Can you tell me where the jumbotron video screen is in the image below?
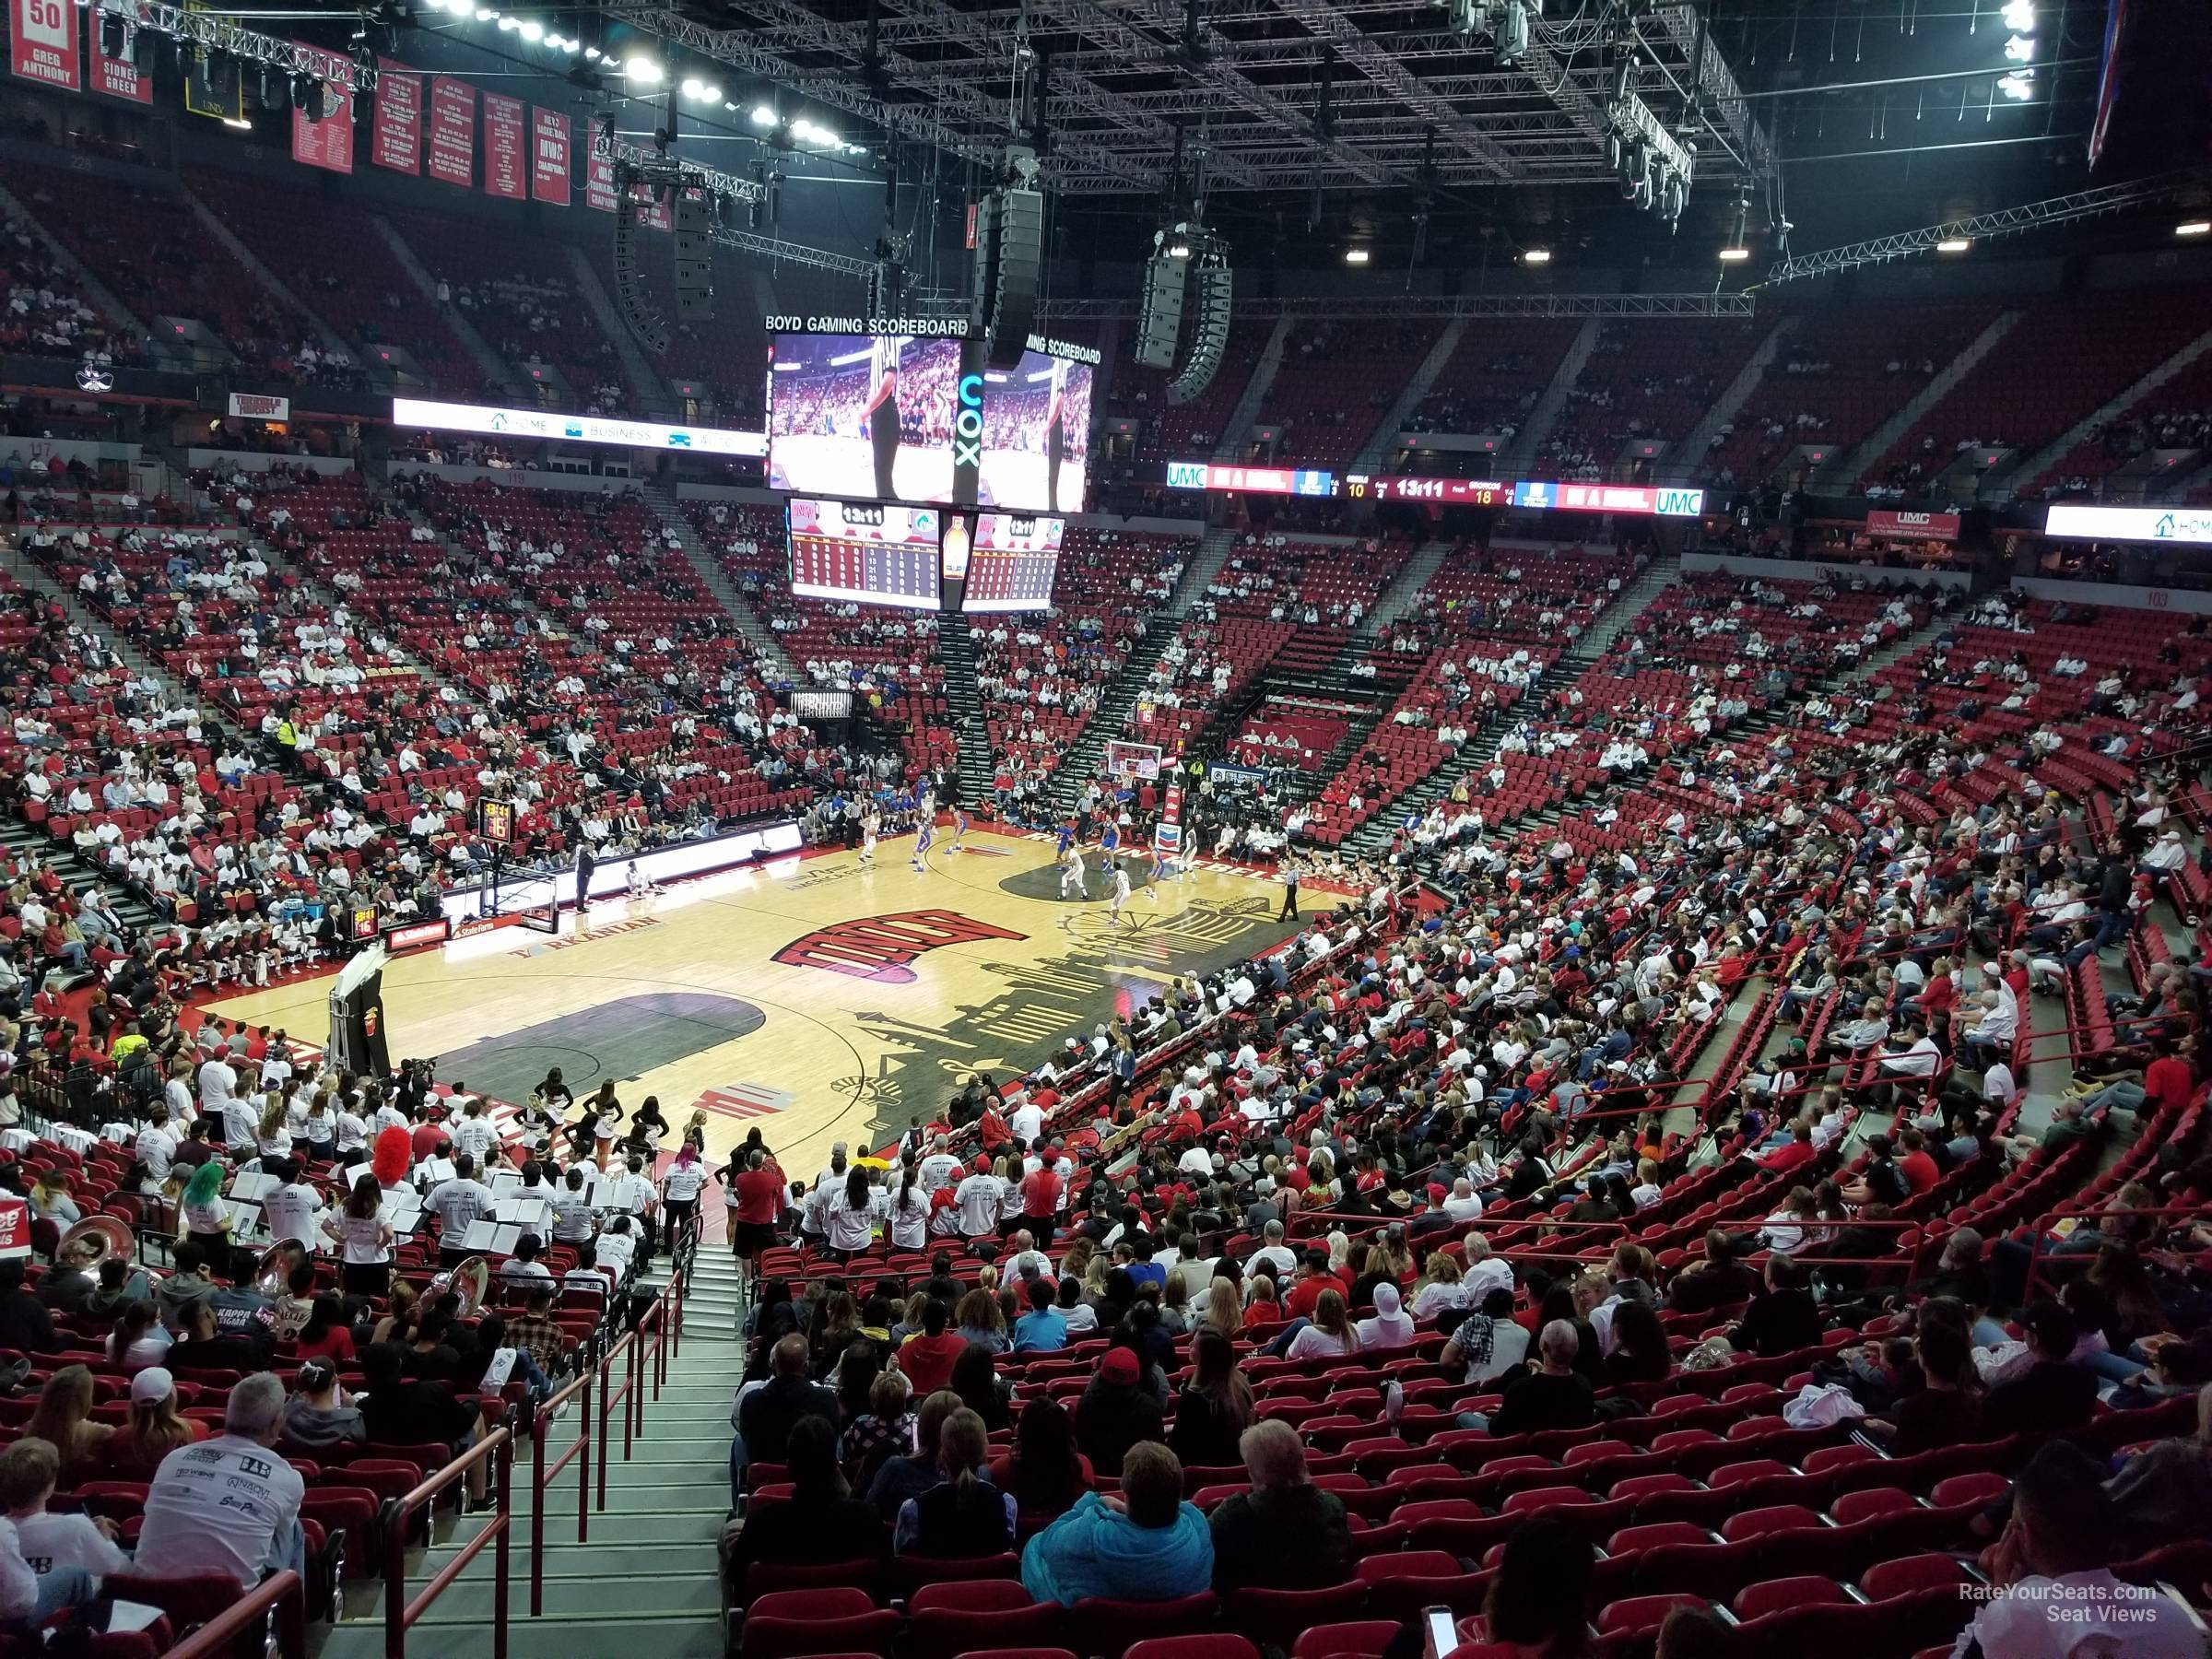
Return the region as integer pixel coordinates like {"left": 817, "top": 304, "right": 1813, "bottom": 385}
{"left": 767, "top": 333, "right": 963, "bottom": 503}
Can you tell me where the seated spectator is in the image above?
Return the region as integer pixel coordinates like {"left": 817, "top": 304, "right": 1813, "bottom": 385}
{"left": 1168, "top": 1329, "right": 1254, "bottom": 1469}
{"left": 0, "top": 1438, "right": 131, "bottom": 1598}
{"left": 1477, "top": 1319, "right": 1595, "bottom": 1437}
{"left": 280, "top": 1359, "right": 366, "bottom": 1452}
{"left": 1983, "top": 1300, "right": 2099, "bottom": 1436}
{"left": 166, "top": 1297, "right": 273, "bottom": 1373}
{"left": 1604, "top": 1299, "right": 1674, "bottom": 1385}
{"left": 1355, "top": 1282, "right": 1416, "bottom": 1351}
{"left": 1665, "top": 1229, "right": 1757, "bottom": 1314}
{"left": 1865, "top": 1318, "right": 1981, "bottom": 1456}
{"left": 1441, "top": 1287, "right": 1532, "bottom": 1384}
{"left": 1011, "top": 1277, "right": 1068, "bottom": 1352}
{"left": 103, "top": 1368, "right": 203, "bottom": 1477}
{"left": 105, "top": 1300, "right": 171, "bottom": 1373}
{"left": 1954, "top": 1441, "right": 2202, "bottom": 1658}
{"left": 865, "top": 1389, "right": 963, "bottom": 1521}
{"left": 0, "top": 1260, "right": 56, "bottom": 1353}
{"left": 293, "top": 1295, "right": 357, "bottom": 1365}
{"left": 1075, "top": 1345, "right": 1164, "bottom": 1475}
{"left": 2104, "top": 1382, "right": 2212, "bottom": 1555}
{"left": 738, "top": 1335, "right": 840, "bottom": 1472}
{"left": 356, "top": 1342, "right": 492, "bottom": 1502}
{"left": 1459, "top": 1517, "right": 1594, "bottom": 1655}
{"left": 992, "top": 1398, "right": 1091, "bottom": 1524}
{"left": 1021, "top": 1440, "right": 1212, "bottom": 1606}
{"left": 1729, "top": 1253, "right": 1824, "bottom": 1358}
{"left": 724, "top": 1415, "right": 885, "bottom": 1578}
{"left": 893, "top": 1299, "right": 967, "bottom": 1396}
{"left": 1207, "top": 1418, "right": 1352, "bottom": 1594}
{"left": 135, "top": 1374, "right": 305, "bottom": 1587}
{"left": 893, "top": 1406, "right": 1014, "bottom": 1559}
{"left": 840, "top": 1370, "right": 914, "bottom": 1492}
{"left": 21, "top": 1368, "right": 110, "bottom": 1487}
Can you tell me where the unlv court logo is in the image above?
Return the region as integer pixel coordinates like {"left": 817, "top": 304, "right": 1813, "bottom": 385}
{"left": 774, "top": 909, "right": 1026, "bottom": 983}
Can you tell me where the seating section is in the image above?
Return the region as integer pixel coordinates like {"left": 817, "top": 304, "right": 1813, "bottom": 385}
{"left": 1535, "top": 318, "right": 1767, "bottom": 479}
{"left": 1258, "top": 322, "right": 1441, "bottom": 466}
{"left": 1704, "top": 300, "right": 2002, "bottom": 488}
{"left": 1861, "top": 291, "right": 2212, "bottom": 489}
{"left": 1405, "top": 319, "right": 1582, "bottom": 438}
{"left": 1105, "top": 322, "right": 1271, "bottom": 464}
{"left": 2031, "top": 347, "right": 2212, "bottom": 497}
{"left": 182, "top": 168, "right": 488, "bottom": 395}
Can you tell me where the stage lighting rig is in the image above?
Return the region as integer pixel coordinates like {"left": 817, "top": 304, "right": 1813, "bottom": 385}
{"left": 1605, "top": 60, "right": 1694, "bottom": 229}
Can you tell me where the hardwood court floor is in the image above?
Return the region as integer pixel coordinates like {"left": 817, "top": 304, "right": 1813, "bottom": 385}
{"left": 207, "top": 830, "right": 1304, "bottom": 1180}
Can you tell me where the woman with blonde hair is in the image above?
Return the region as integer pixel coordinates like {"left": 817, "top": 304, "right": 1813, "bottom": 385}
{"left": 955, "top": 1287, "right": 1010, "bottom": 1354}
{"left": 1411, "top": 1252, "right": 1467, "bottom": 1320}
{"left": 255, "top": 1094, "right": 293, "bottom": 1160}
{"left": 1283, "top": 1289, "right": 1359, "bottom": 1362}
{"left": 23, "top": 1366, "right": 112, "bottom": 1482}
{"left": 1058, "top": 1236, "right": 1095, "bottom": 1285}
{"left": 1324, "top": 1228, "right": 1352, "bottom": 1274}
{"left": 1203, "top": 1276, "right": 1243, "bottom": 1339}
{"left": 104, "top": 1367, "right": 203, "bottom": 1475}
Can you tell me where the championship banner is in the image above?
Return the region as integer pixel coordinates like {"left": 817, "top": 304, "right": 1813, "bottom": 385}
{"left": 371, "top": 58, "right": 421, "bottom": 173}
{"left": 427, "top": 76, "right": 475, "bottom": 187}
{"left": 10, "top": 0, "right": 78, "bottom": 90}
{"left": 1154, "top": 783, "right": 1183, "bottom": 858}
{"left": 483, "top": 92, "right": 526, "bottom": 200}
{"left": 90, "top": 17, "right": 148, "bottom": 103}
{"left": 530, "top": 107, "right": 570, "bottom": 206}
{"left": 584, "top": 153, "right": 618, "bottom": 213}
{"left": 289, "top": 42, "right": 354, "bottom": 174}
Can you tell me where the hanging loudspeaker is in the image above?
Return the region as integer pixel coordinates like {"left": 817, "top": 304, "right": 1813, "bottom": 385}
{"left": 1135, "top": 252, "right": 1186, "bottom": 371}
{"left": 674, "top": 190, "right": 713, "bottom": 322}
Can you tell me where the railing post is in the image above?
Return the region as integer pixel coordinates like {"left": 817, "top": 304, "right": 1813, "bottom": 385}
{"left": 625, "top": 1324, "right": 640, "bottom": 1461}
{"left": 530, "top": 1407, "right": 547, "bottom": 1618}
{"left": 596, "top": 1343, "right": 614, "bottom": 1511}
{"left": 384, "top": 1479, "right": 408, "bottom": 1659}
{"left": 578, "top": 1368, "right": 593, "bottom": 1543}
{"left": 494, "top": 1430, "right": 512, "bottom": 1659}
{"left": 277, "top": 1571, "right": 308, "bottom": 1659}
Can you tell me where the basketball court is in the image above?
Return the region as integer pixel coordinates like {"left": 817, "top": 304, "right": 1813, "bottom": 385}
{"left": 202, "top": 830, "right": 1306, "bottom": 1182}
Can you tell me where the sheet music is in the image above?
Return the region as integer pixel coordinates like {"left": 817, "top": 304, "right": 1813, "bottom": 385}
{"left": 488, "top": 1171, "right": 523, "bottom": 1195}
{"left": 223, "top": 1199, "right": 266, "bottom": 1240}
{"left": 100, "top": 1122, "right": 134, "bottom": 1146}
{"left": 493, "top": 1196, "right": 552, "bottom": 1230}
{"left": 229, "top": 1171, "right": 277, "bottom": 1202}
{"left": 463, "top": 1220, "right": 524, "bottom": 1255}
{"left": 417, "top": 1157, "right": 456, "bottom": 1187}
{"left": 385, "top": 1198, "right": 425, "bottom": 1238}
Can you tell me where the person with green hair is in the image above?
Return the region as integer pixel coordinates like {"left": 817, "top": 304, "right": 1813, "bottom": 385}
{"left": 177, "top": 1159, "right": 232, "bottom": 1272}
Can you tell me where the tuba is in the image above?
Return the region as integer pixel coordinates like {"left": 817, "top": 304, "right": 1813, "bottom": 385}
{"left": 252, "top": 1241, "right": 312, "bottom": 1300}
{"left": 55, "top": 1214, "right": 136, "bottom": 1272}
{"left": 424, "top": 1255, "right": 490, "bottom": 1318}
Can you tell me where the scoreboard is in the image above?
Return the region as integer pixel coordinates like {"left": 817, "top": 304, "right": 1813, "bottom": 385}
{"left": 787, "top": 497, "right": 942, "bottom": 610}
{"left": 962, "top": 512, "right": 1062, "bottom": 614}
{"left": 1345, "top": 476, "right": 1509, "bottom": 505}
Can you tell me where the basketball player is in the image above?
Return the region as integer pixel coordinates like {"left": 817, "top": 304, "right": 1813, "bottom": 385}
{"left": 860, "top": 806, "right": 880, "bottom": 865}
{"left": 950, "top": 797, "right": 970, "bottom": 850}
{"left": 860, "top": 335, "right": 903, "bottom": 499}
{"left": 1044, "top": 356, "right": 1070, "bottom": 512}
{"left": 1059, "top": 840, "right": 1088, "bottom": 900}
{"left": 912, "top": 806, "right": 935, "bottom": 873}
{"left": 1108, "top": 859, "right": 1134, "bottom": 926}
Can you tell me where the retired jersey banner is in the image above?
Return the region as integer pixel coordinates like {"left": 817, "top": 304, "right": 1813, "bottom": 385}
{"left": 428, "top": 76, "right": 474, "bottom": 187}
{"left": 371, "top": 58, "right": 420, "bottom": 173}
{"left": 90, "top": 18, "right": 148, "bottom": 102}
{"left": 483, "top": 91, "right": 526, "bottom": 200}
{"left": 11, "top": 0, "right": 77, "bottom": 90}
{"left": 0, "top": 1196, "right": 29, "bottom": 1259}
{"left": 289, "top": 43, "right": 355, "bottom": 174}
{"left": 530, "top": 106, "right": 571, "bottom": 206}
{"left": 1154, "top": 783, "right": 1183, "bottom": 856}
{"left": 585, "top": 153, "right": 618, "bottom": 213}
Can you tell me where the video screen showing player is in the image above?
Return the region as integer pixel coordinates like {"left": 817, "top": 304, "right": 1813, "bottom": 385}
{"left": 980, "top": 350, "right": 1093, "bottom": 512}
{"left": 768, "top": 333, "right": 962, "bottom": 503}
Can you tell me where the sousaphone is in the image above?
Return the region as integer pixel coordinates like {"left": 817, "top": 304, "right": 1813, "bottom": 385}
{"left": 425, "top": 1254, "right": 490, "bottom": 1317}
{"left": 253, "top": 1240, "right": 312, "bottom": 1299}
{"left": 55, "top": 1214, "right": 136, "bottom": 1270}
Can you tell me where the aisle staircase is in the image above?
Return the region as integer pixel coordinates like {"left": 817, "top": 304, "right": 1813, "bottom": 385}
{"left": 317, "top": 1251, "right": 739, "bottom": 1659}
{"left": 1819, "top": 309, "right": 2020, "bottom": 491}
{"left": 938, "top": 619, "right": 994, "bottom": 806}
{"left": 639, "top": 481, "right": 801, "bottom": 683}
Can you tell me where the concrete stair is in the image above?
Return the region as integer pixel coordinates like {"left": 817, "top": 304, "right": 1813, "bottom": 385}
{"left": 639, "top": 481, "right": 800, "bottom": 683}
{"left": 1822, "top": 309, "right": 2021, "bottom": 491}
{"left": 1364, "top": 540, "right": 1452, "bottom": 633}
{"left": 1349, "top": 320, "right": 1468, "bottom": 476}
{"left": 1505, "top": 317, "right": 1602, "bottom": 477}
{"left": 315, "top": 1253, "right": 741, "bottom": 1659}
{"left": 939, "top": 621, "right": 994, "bottom": 806}
{"left": 372, "top": 216, "right": 521, "bottom": 399}
{"left": 1211, "top": 313, "right": 1298, "bottom": 463}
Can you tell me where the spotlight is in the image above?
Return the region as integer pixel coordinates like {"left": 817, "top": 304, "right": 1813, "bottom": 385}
{"left": 1718, "top": 246, "right": 1750, "bottom": 262}
{"left": 809, "top": 125, "right": 838, "bottom": 147}
{"left": 750, "top": 104, "right": 776, "bottom": 125}
{"left": 1166, "top": 239, "right": 1192, "bottom": 259}
{"left": 495, "top": 13, "right": 517, "bottom": 27}
{"left": 2001, "top": 0, "right": 2034, "bottom": 29}
{"left": 2177, "top": 221, "right": 2211, "bottom": 237}
{"left": 1521, "top": 247, "right": 1551, "bottom": 265}
{"left": 583, "top": 45, "right": 602, "bottom": 59}
{"left": 1936, "top": 237, "right": 1971, "bottom": 253}
{"left": 625, "top": 57, "right": 662, "bottom": 82}
{"left": 681, "top": 76, "right": 704, "bottom": 99}
{"left": 472, "top": 6, "right": 494, "bottom": 18}
{"left": 2004, "top": 34, "right": 2034, "bottom": 62}
{"left": 1344, "top": 246, "right": 1371, "bottom": 265}
{"left": 700, "top": 85, "right": 721, "bottom": 103}
{"left": 1997, "top": 72, "right": 2033, "bottom": 100}
{"left": 518, "top": 19, "right": 541, "bottom": 41}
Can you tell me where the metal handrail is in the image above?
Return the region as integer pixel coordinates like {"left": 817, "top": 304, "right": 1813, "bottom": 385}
{"left": 528, "top": 1367, "right": 595, "bottom": 1617}
{"left": 159, "top": 1570, "right": 308, "bottom": 1659}
{"left": 384, "top": 1425, "right": 513, "bottom": 1659}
